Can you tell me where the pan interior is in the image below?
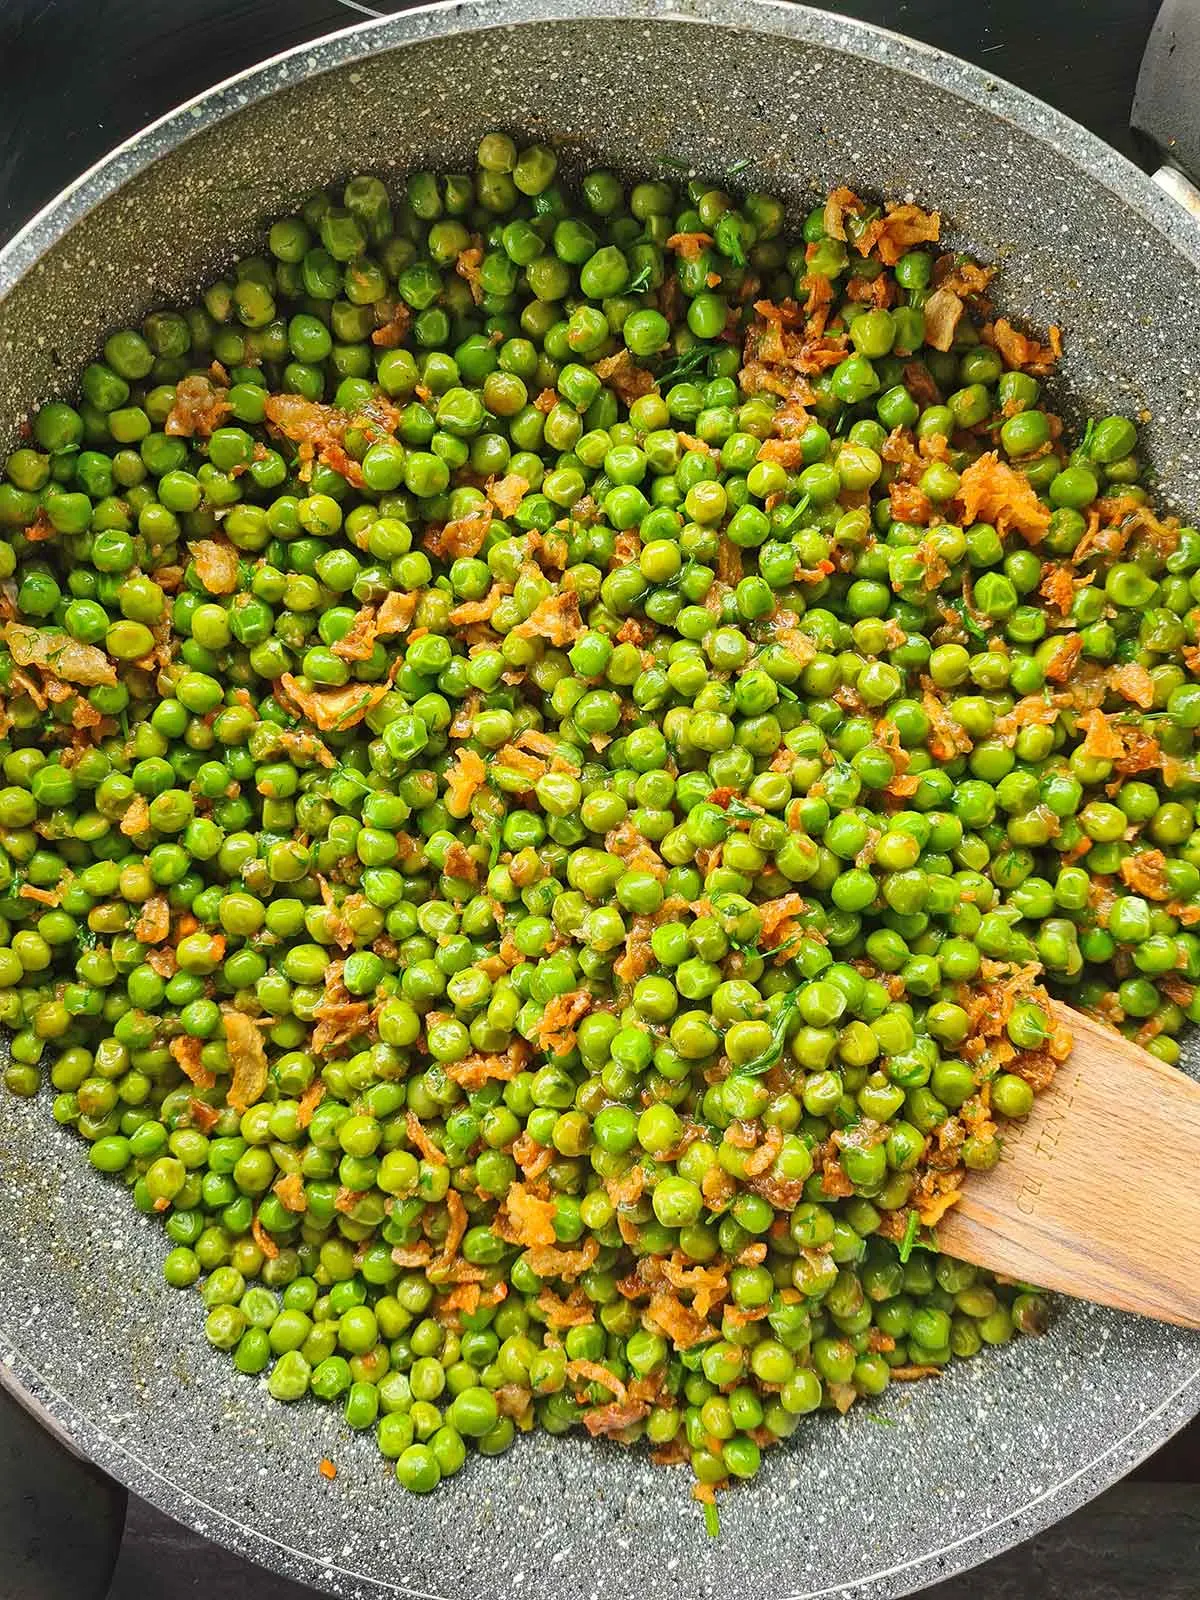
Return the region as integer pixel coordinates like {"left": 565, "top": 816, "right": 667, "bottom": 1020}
{"left": 1, "top": 5, "right": 1199, "bottom": 1598}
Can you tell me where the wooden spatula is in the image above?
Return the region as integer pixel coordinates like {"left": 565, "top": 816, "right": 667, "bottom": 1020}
{"left": 936, "top": 1000, "right": 1200, "bottom": 1329}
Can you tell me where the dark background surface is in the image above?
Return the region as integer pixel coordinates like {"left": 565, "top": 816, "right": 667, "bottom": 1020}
{"left": 1, "top": 1, "right": 1197, "bottom": 1596}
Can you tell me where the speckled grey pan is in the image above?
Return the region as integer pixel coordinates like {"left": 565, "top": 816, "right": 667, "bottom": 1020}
{"left": 2, "top": 2, "right": 1200, "bottom": 1596}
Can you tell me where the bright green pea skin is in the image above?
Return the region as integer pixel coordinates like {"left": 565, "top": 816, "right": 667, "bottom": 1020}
{"left": 0, "top": 147, "right": 1181, "bottom": 1518}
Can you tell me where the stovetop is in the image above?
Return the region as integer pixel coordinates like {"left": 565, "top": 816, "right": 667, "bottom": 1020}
{"left": 1, "top": 1, "right": 1196, "bottom": 1597}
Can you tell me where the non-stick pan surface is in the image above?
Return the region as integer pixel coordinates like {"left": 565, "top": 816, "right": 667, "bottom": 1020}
{"left": 2, "top": 3, "right": 1200, "bottom": 1596}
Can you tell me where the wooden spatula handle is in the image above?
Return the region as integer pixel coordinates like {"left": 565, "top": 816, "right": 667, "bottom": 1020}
{"left": 936, "top": 1001, "right": 1200, "bottom": 1329}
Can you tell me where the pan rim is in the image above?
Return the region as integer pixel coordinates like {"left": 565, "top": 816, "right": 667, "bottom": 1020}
{"left": 1, "top": 3, "right": 1199, "bottom": 1598}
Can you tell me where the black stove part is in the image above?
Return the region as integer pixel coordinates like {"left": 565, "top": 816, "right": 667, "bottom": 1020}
{"left": 928, "top": 1483, "right": 1200, "bottom": 1600}
{"left": 1133, "top": 0, "right": 1200, "bottom": 183}
{"left": 0, "top": 1383, "right": 125, "bottom": 1600}
{"left": 108, "top": 1498, "right": 316, "bottom": 1599}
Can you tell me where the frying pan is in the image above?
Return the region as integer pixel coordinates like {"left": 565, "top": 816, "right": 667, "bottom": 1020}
{"left": 1, "top": 2, "right": 1200, "bottom": 1595}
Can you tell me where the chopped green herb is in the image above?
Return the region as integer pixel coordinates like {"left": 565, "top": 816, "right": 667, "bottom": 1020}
{"left": 953, "top": 599, "right": 988, "bottom": 641}
{"left": 657, "top": 343, "right": 716, "bottom": 386}
{"left": 731, "top": 986, "right": 803, "bottom": 1077}
{"left": 482, "top": 817, "right": 504, "bottom": 870}
{"left": 725, "top": 797, "right": 761, "bottom": 821}
{"left": 627, "top": 261, "right": 653, "bottom": 293}
{"left": 332, "top": 763, "right": 371, "bottom": 793}
{"left": 773, "top": 492, "right": 812, "bottom": 536}
{"left": 898, "top": 1210, "right": 922, "bottom": 1263}
{"left": 332, "top": 695, "right": 373, "bottom": 730}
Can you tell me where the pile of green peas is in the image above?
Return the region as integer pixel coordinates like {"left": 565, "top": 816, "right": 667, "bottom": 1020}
{"left": 0, "top": 129, "right": 1196, "bottom": 1516}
